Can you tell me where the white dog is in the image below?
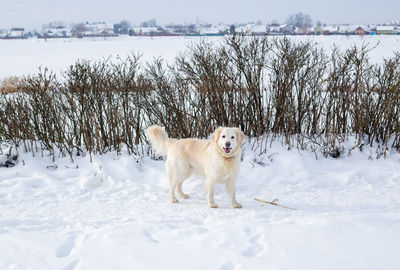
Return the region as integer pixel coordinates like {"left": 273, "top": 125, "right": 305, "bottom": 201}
{"left": 146, "top": 125, "right": 245, "bottom": 208}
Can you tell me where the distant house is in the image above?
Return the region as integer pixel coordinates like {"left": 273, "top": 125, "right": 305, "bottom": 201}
{"left": 216, "top": 24, "right": 230, "bottom": 34}
{"left": 336, "top": 25, "right": 371, "bottom": 35}
{"left": 40, "top": 26, "right": 70, "bottom": 38}
{"left": 314, "top": 26, "right": 324, "bottom": 35}
{"left": 130, "top": 26, "right": 159, "bottom": 36}
{"left": 368, "top": 25, "right": 377, "bottom": 33}
{"left": 251, "top": 24, "right": 267, "bottom": 35}
{"left": 199, "top": 26, "right": 224, "bottom": 36}
{"left": 235, "top": 24, "right": 252, "bottom": 34}
{"left": 234, "top": 24, "right": 266, "bottom": 35}
{"left": 323, "top": 26, "right": 338, "bottom": 35}
{"left": 10, "top": 28, "right": 24, "bottom": 36}
{"left": 353, "top": 25, "right": 370, "bottom": 35}
{"left": 7, "top": 28, "right": 26, "bottom": 39}
{"left": 295, "top": 27, "right": 312, "bottom": 35}
{"left": 0, "top": 29, "right": 7, "bottom": 38}
{"left": 162, "top": 25, "right": 186, "bottom": 36}
{"left": 81, "top": 22, "right": 117, "bottom": 37}
{"left": 337, "top": 25, "right": 351, "bottom": 35}
{"left": 315, "top": 25, "right": 338, "bottom": 35}
{"left": 266, "top": 23, "right": 293, "bottom": 35}
{"left": 266, "top": 23, "right": 281, "bottom": 35}
{"left": 0, "top": 27, "right": 26, "bottom": 39}
{"left": 376, "top": 25, "right": 395, "bottom": 35}
{"left": 279, "top": 24, "right": 294, "bottom": 35}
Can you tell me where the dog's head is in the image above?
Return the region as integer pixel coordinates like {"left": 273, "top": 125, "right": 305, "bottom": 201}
{"left": 211, "top": 127, "right": 245, "bottom": 158}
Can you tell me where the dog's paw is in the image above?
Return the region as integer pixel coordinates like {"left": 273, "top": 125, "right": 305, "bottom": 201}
{"left": 170, "top": 198, "right": 179, "bottom": 203}
{"left": 232, "top": 202, "right": 242, "bottom": 208}
{"left": 180, "top": 193, "right": 189, "bottom": 199}
{"left": 209, "top": 203, "right": 218, "bottom": 208}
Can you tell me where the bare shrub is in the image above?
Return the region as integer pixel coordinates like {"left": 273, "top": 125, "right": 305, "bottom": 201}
{"left": 0, "top": 36, "right": 399, "bottom": 161}
{"left": 0, "top": 76, "right": 22, "bottom": 94}
{"left": 267, "top": 38, "right": 327, "bottom": 149}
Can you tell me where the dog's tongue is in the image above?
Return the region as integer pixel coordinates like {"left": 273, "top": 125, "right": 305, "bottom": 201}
{"left": 224, "top": 147, "right": 231, "bottom": 153}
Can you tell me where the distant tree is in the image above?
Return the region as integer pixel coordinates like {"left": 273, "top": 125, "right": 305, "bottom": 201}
{"left": 148, "top": 19, "right": 157, "bottom": 27}
{"left": 229, "top": 25, "right": 236, "bottom": 34}
{"left": 187, "top": 24, "right": 197, "bottom": 34}
{"left": 119, "top": 20, "right": 131, "bottom": 34}
{"left": 270, "top": 19, "right": 279, "bottom": 25}
{"left": 113, "top": 23, "right": 120, "bottom": 34}
{"left": 140, "top": 21, "right": 149, "bottom": 27}
{"left": 316, "top": 20, "right": 322, "bottom": 27}
{"left": 71, "top": 23, "right": 87, "bottom": 37}
{"left": 140, "top": 19, "right": 157, "bottom": 28}
{"left": 286, "top": 12, "right": 312, "bottom": 30}
{"left": 42, "top": 21, "right": 65, "bottom": 31}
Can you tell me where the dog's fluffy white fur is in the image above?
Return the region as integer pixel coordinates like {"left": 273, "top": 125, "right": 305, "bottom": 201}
{"left": 146, "top": 125, "right": 245, "bottom": 208}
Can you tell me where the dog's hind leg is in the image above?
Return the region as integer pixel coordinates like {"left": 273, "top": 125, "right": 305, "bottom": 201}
{"left": 167, "top": 167, "right": 179, "bottom": 203}
{"left": 167, "top": 158, "right": 191, "bottom": 203}
{"left": 176, "top": 182, "right": 189, "bottom": 199}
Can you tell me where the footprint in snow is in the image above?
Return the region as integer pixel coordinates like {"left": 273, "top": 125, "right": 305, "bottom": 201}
{"left": 220, "top": 262, "right": 240, "bottom": 270}
{"left": 241, "top": 234, "right": 265, "bottom": 258}
{"left": 142, "top": 229, "right": 159, "bottom": 243}
{"left": 62, "top": 259, "right": 80, "bottom": 270}
{"left": 56, "top": 235, "right": 78, "bottom": 258}
{"left": 241, "top": 244, "right": 264, "bottom": 257}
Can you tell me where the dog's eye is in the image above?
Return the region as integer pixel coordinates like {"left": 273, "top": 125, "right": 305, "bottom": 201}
{"left": 222, "top": 135, "right": 226, "bottom": 138}
{"left": 231, "top": 136, "right": 235, "bottom": 139}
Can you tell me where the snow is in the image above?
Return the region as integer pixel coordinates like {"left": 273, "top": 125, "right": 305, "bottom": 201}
{"left": 1, "top": 35, "right": 400, "bottom": 79}
{"left": 376, "top": 25, "right": 395, "bottom": 31}
{"left": 1, "top": 141, "right": 400, "bottom": 269}
{"left": 1, "top": 35, "right": 400, "bottom": 269}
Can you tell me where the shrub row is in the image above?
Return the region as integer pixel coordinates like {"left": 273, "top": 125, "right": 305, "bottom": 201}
{"left": 0, "top": 35, "right": 399, "bottom": 160}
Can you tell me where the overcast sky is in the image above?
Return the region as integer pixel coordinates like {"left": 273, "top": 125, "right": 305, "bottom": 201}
{"left": 1, "top": 0, "right": 399, "bottom": 30}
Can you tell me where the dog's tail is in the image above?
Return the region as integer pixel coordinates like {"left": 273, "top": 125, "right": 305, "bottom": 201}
{"left": 146, "top": 125, "right": 174, "bottom": 155}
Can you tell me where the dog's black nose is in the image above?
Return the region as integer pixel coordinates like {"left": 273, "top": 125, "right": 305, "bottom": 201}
{"left": 225, "top": 142, "right": 231, "bottom": 147}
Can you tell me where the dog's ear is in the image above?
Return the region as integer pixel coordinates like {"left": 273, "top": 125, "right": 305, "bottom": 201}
{"left": 211, "top": 127, "right": 224, "bottom": 142}
{"left": 236, "top": 129, "right": 246, "bottom": 146}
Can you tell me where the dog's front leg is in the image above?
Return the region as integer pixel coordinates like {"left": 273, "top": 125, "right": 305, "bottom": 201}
{"left": 225, "top": 179, "right": 242, "bottom": 208}
{"left": 205, "top": 179, "right": 217, "bottom": 208}
{"left": 169, "top": 183, "right": 178, "bottom": 203}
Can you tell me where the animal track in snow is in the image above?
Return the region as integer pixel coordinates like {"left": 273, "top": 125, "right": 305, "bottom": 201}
{"left": 56, "top": 235, "right": 78, "bottom": 258}
{"left": 62, "top": 259, "right": 80, "bottom": 270}
{"left": 241, "top": 234, "right": 265, "bottom": 258}
{"left": 219, "top": 261, "right": 240, "bottom": 270}
{"left": 241, "top": 245, "right": 264, "bottom": 257}
{"left": 142, "top": 229, "right": 159, "bottom": 243}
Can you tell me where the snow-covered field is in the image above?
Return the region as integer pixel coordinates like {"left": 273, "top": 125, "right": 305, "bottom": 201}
{"left": 1, "top": 141, "right": 400, "bottom": 269}
{"left": 1, "top": 36, "right": 400, "bottom": 269}
{"left": 1, "top": 35, "right": 400, "bottom": 78}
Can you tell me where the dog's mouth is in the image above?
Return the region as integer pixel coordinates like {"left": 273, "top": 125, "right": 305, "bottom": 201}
{"left": 223, "top": 147, "right": 232, "bottom": 153}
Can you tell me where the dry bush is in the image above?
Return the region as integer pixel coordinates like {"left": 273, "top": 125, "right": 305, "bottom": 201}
{"left": 0, "top": 35, "right": 399, "bottom": 161}
{"left": 0, "top": 76, "right": 22, "bottom": 94}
